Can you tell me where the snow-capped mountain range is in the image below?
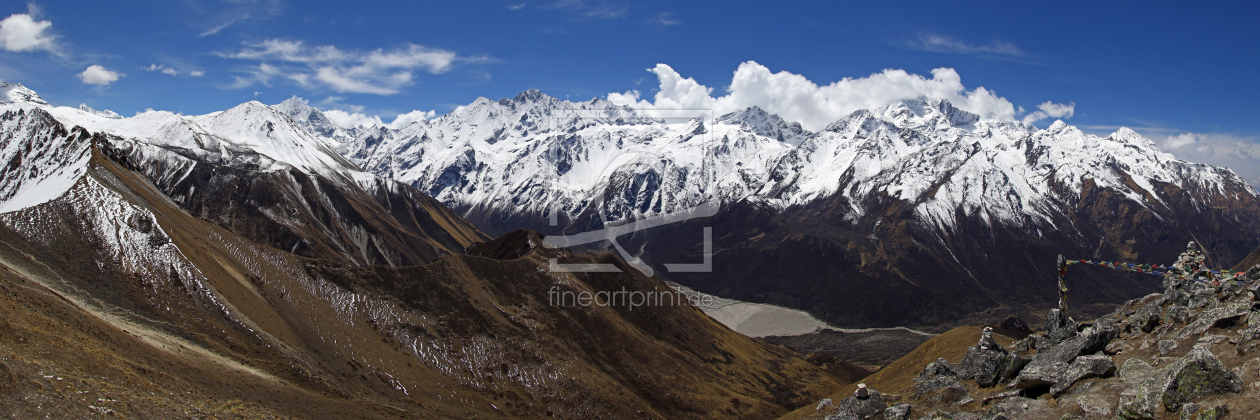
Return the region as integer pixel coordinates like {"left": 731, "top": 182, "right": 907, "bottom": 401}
{"left": 4, "top": 81, "right": 1259, "bottom": 328}
{"left": 273, "top": 88, "right": 1256, "bottom": 240}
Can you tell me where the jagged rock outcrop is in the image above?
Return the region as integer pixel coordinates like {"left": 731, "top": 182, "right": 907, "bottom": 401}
{"left": 824, "top": 385, "right": 887, "bottom": 420}
{"left": 785, "top": 247, "right": 1258, "bottom": 420}
{"left": 1049, "top": 354, "right": 1115, "bottom": 396}
{"left": 956, "top": 328, "right": 1011, "bottom": 387}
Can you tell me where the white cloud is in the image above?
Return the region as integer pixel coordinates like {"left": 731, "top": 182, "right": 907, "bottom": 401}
{"left": 608, "top": 61, "right": 1072, "bottom": 131}
{"left": 144, "top": 63, "right": 186, "bottom": 76}
{"left": 905, "top": 34, "right": 1023, "bottom": 57}
{"left": 548, "top": 0, "right": 627, "bottom": 19}
{"left": 189, "top": 70, "right": 205, "bottom": 77}
{"left": 0, "top": 10, "right": 55, "bottom": 52}
{"left": 508, "top": 3, "right": 526, "bottom": 10}
{"left": 197, "top": 0, "right": 283, "bottom": 37}
{"left": 646, "top": 12, "right": 681, "bottom": 29}
{"left": 1160, "top": 131, "right": 1260, "bottom": 186}
{"left": 77, "top": 65, "right": 122, "bottom": 85}
{"left": 322, "top": 107, "right": 435, "bottom": 129}
{"left": 1020, "top": 101, "right": 1076, "bottom": 124}
{"left": 218, "top": 39, "right": 487, "bottom": 95}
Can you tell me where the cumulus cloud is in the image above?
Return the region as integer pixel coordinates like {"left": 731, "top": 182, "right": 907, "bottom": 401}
{"left": 143, "top": 63, "right": 183, "bottom": 76}
{"left": 0, "top": 8, "right": 55, "bottom": 52}
{"left": 904, "top": 34, "right": 1023, "bottom": 57}
{"left": 608, "top": 61, "right": 1075, "bottom": 131}
{"left": 189, "top": 70, "right": 205, "bottom": 77}
{"left": 77, "top": 65, "right": 122, "bottom": 85}
{"left": 323, "top": 108, "right": 435, "bottom": 129}
{"left": 309, "top": 96, "right": 435, "bottom": 129}
{"left": 1020, "top": 101, "right": 1076, "bottom": 124}
{"left": 218, "top": 39, "right": 488, "bottom": 95}
{"left": 1160, "top": 131, "right": 1260, "bottom": 186}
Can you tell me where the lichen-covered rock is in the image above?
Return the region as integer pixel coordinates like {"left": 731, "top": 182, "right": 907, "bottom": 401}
{"left": 1167, "top": 306, "right": 1190, "bottom": 324}
{"left": 1050, "top": 354, "right": 1116, "bottom": 396}
{"left": 1158, "top": 339, "right": 1178, "bottom": 356}
{"left": 1079, "top": 319, "right": 1120, "bottom": 354}
{"left": 916, "top": 375, "right": 962, "bottom": 395}
{"left": 1176, "top": 303, "right": 1250, "bottom": 339}
{"left": 1178, "top": 403, "right": 1198, "bottom": 420}
{"left": 1237, "top": 320, "right": 1260, "bottom": 355}
{"left": 1188, "top": 289, "right": 1217, "bottom": 310}
{"left": 883, "top": 403, "right": 911, "bottom": 420}
{"left": 998, "top": 354, "right": 1029, "bottom": 383}
{"left": 916, "top": 358, "right": 956, "bottom": 383}
{"left": 1131, "top": 301, "right": 1164, "bottom": 333}
{"left": 1014, "top": 333, "right": 1092, "bottom": 389}
{"left": 1119, "top": 358, "right": 1154, "bottom": 383}
{"left": 1074, "top": 393, "right": 1112, "bottom": 417}
{"left": 1118, "top": 377, "right": 1166, "bottom": 419}
{"left": 1162, "top": 289, "right": 1191, "bottom": 307}
{"left": 1221, "top": 280, "right": 1243, "bottom": 298}
{"left": 1198, "top": 404, "right": 1229, "bottom": 420}
{"left": 1161, "top": 345, "right": 1244, "bottom": 411}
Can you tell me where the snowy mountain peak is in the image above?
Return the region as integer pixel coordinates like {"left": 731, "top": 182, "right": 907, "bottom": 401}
{"left": 717, "top": 106, "right": 811, "bottom": 146}
{"left": 1106, "top": 126, "right": 1156, "bottom": 147}
{"left": 513, "top": 88, "right": 547, "bottom": 103}
{"left": 0, "top": 82, "right": 50, "bottom": 106}
{"left": 77, "top": 104, "right": 121, "bottom": 119}
{"left": 273, "top": 96, "right": 316, "bottom": 120}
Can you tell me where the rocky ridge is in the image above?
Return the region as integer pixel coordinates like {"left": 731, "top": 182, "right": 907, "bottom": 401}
{"left": 793, "top": 243, "right": 1260, "bottom": 420}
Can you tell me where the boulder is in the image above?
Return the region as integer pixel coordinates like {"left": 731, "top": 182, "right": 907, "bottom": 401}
{"left": 1176, "top": 303, "right": 1249, "bottom": 339}
{"left": 833, "top": 387, "right": 886, "bottom": 419}
{"left": 1167, "top": 306, "right": 1190, "bottom": 324}
{"left": 1079, "top": 319, "right": 1120, "bottom": 355}
{"left": 916, "top": 375, "right": 962, "bottom": 395}
{"left": 1118, "top": 376, "right": 1168, "bottom": 420}
{"left": 1237, "top": 320, "right": 1260, "bottom": 355}
{"left": 1161, "top": 345, "right": 1244, "bottom": 411}
{"left": 994, "top": 315, "right": 1032, "bottom": 340}
{"left": 1049, "top": 354, "right": 1115, "bottom": 396}
{"left": 1131, "top": 301, "right": 1163, "bottom": 333}
{"left": 1198, "top": 404, "right": 1229, "bottom": 420}
{"left": 998, "top": 354, "right": 1030, "bottom": 383}
{"left": 956, "top": 327, "right": 1011, "bottom": 387}
{"left": 882, "top": 403, "right": 911, "bottom": 420}
{"left": 1178, "top": 403, "right": 1198, "bottom": 420}
{"left": 1013, "top": 359, "right": 1067, "bottom": 389}
{"left": 1045, "top": 309, "right": 1077, "bottom": 345}
{"left": 1118, "top": 358, "right": 1154, "bottom": 383}
{"left": 1158, "top": 339, "right": 1178, "bottom": 356}
{"left": 1188, "top": 289, "right": 1217, "bottom": 310}
{"left": 1074, "top": 393, "right": 1112, "bottom": 417}
{"left": 1220, "top": 280, "right": 1243, "bottom": 298}
{"left": 916, "top": 358, "right": 956, "bottom": 383}
{"left": 1014, "top": 334, "right": 1089, "bottom": 389}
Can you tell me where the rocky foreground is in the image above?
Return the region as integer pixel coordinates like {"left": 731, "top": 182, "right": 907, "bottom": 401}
{"left": 791, "top": 247, "right": 1260, "bottom": 420}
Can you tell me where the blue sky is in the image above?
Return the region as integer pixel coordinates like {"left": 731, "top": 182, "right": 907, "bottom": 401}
{"left": 3, "top": 1, "right": 1260, "bottom": 182}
